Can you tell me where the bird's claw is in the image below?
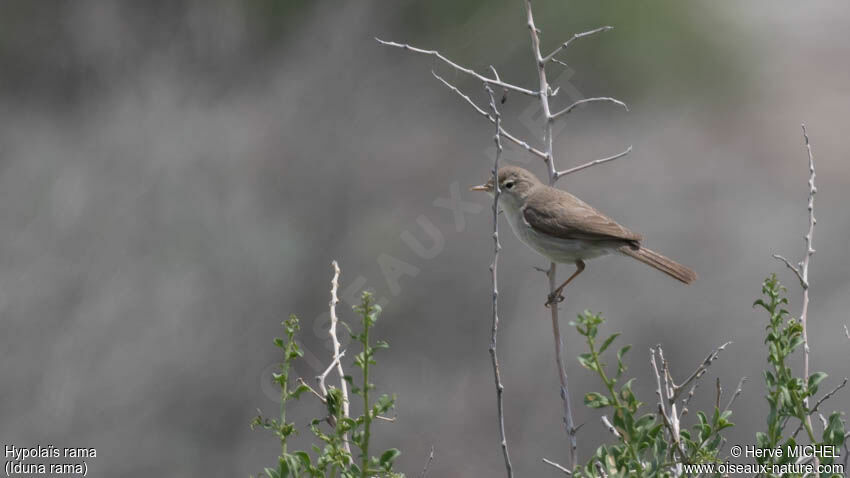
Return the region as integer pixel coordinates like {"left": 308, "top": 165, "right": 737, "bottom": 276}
{"left": 545, "top": 292, "right": 564, "bottom": 308}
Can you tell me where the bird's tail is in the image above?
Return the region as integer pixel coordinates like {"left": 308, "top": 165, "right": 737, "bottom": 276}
{"left": 618, "top": 245, "right": 697, "bottom": 284}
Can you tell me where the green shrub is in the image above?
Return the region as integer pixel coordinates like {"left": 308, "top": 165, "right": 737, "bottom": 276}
{"left": 251, "top": 292, "right": 402, "bottom": 478}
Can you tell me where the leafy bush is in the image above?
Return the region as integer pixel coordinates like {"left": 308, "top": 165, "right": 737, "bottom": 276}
{"left": 570, "top": 311, "right": 733, "bottom": 477}
{"left": 251, "top": 292, "right": 402, "bottom": 478}
{"left": 567, "top": 274, "right": 846, "bottom": 477}
{"left": 251, "top": 270, "right": 847, "bottom": 477}
{"left": 753, "top": 274, "right": 845, "bottom": 476}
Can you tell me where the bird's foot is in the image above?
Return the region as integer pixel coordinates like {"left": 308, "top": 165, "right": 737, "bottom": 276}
{"left": 545, "top": 291, "right": 564, "bottom": 308}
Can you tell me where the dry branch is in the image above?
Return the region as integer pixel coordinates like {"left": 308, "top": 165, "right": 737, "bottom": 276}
{"left": 543, "top": 457, "right": 573, "bottom": 475}
{"left": 551, "top": 97, "right": 629, "bottom": 120}
{"left": 724, "top": 377, "right": 747, "bottom": 413}
{"left": 376, "top": 38, "right": 538, "bottom": 97}
{"left": 485, "top": 80, "right": 514, "bottom": 478}
{"left": 419, "top": 446, "right": 435, "bottom": 478}
{"left": 325, "top": 261, "right": 351, "bottom": 452}
{"left": 601, "top": 415, "right": 622, "bottom": 439}
{"left": 430, "top": 71, "right": 547, "bottom": 160}
{"left": 650, "top": 342, "right": 732, "bottom": 470}
{"left": 793, "top": 377, "right": 848, "bottom": 438}
{"left": 772, "top": 124, "right": 818, "bottom": 444}
{"left": 555, "top": 146, "right": 632, "bottom": 179}
{"left": 543, "top": 26, "right": 614, "bottom": 64}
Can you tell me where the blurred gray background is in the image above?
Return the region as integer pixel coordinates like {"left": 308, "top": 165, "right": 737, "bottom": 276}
{"left": 0, "top": 0, "right": 848, "bottom": 476}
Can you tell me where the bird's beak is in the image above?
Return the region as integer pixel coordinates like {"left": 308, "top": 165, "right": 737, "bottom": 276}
{"left": 469, "top": 184, "right": 490, "bottom": 192}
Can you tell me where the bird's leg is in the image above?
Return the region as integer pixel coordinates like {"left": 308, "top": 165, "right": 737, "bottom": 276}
{"left": 545, "top": 260, "right": 586, "bottom": 307}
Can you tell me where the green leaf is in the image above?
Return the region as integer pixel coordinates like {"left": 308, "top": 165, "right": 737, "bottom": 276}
{"left": 616, "top": 345, "right": 631, "bottom": 378}
{"left": 380, "top": 448, "right": 401, "bottom": 466}
{"left": 374, "top": 340, "right": 390, "bottom": 350}
{"left": 599, "top": 333, "right": 620, "bottom": 355}
{"left": 617, "top": 345, "right": 631, "bottom": 362}
{"left": 634, "top": 414, "right": 655, "bottom": 431}
{"left": 290, "top": 383, "right": 311, "bottom": 399}
{"left": 584, "top": 392, "right": 610, "bottom": 408}
{"left": 578, "top": 353, "right": 599, "bottom": 372}
{"left": 338, "top": 417, "right": 357, "bottom": 433}
{"left": 294, "top": 451, "right": 311, "bottom": 467}
{"left": 764, "top": 370, "right": 775, "bottom": 387}
{"left": 756, "top": 432, "right": 769, "bottom": 449}
{"left": 788, "top": 336, "right": 804, "bottom": 352}
{"left": 823, "top": 412, "right": 846, "bottom": 445}
{"left": 807, "top": 372, "right": 827, "bottom": 395}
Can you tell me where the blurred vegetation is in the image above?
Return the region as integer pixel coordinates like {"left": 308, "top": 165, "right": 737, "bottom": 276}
{"left": 389, "top": 0, "right": 753, "bottom": 108}
{"left": 0, "top": 0, "right": 752, "bottom": 110}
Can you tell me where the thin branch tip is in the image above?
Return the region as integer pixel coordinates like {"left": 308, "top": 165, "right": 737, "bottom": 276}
{"left": 556, "top": 145, "right": 632, "bottom": 179}
{"left": 378, "top": 38, "right": 537, "bottom": 97}
{"left": 552, "top": 96, "right": 629, "bottom": 120}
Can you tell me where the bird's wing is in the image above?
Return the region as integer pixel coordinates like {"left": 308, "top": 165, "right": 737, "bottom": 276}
{"left": 522, "top": 188, "right": 643, "bottom": 243}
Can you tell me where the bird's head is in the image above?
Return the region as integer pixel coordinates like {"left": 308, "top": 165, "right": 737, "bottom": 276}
{"left": 470, "top": 166, "right": 541, "bottom": 207}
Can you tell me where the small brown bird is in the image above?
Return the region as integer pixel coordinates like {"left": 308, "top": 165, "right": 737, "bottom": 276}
{"left": 471, "top": 166, "right": 696, "bottom": 305}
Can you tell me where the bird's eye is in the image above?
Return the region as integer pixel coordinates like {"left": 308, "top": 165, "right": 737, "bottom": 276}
{"left": 504, "top": 180, "right": 515, "bottom": 190}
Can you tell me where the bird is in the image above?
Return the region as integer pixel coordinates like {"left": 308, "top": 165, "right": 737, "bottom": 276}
{"left": 470, "top": 166, "right": 696, "bottom": 305}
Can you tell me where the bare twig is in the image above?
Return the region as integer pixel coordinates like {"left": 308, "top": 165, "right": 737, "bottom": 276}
{"left": 818, "top": 413, "right": 829, "bottom": 431}
{"left": 316, "top": 350, "right": 345, "bottom": 399}
{"left": 543, "top": 26, "right": 614, "bottom": 63}
{"left": 485, "top": 80, "right": 514, "bottom": 478}
{"left": 651, "top": 342, "right": 731, "bottom": 470}
{"left": 793, "top": 377, "right": 848, "bottom": 438}
{"left": 323, "top": 261, "right": 351, "bottom": 453}
{"left": 656, "top": 402, "right": 688, "bottom": 463}
{"left": 679, "top": 382, "right": 699, "bottom": 418}
{"left": 551, "top": 97, "right": 629, "bottom": 120}
{"left": 650, "top": 346, "right": 686, "bottom": 467}
{"left": 650, "top": 348, "right": 667, "bottom": 416}
{"left": 773, "top": 124, "right": 818, "bottom": 444}
{"left": 555, "top": 146, "right": 633, "bottom": 179}
{"left": 671, "top": 342, "right": 732, "bottom": 403}
{"left": 724, "top": 377, "right": 747, "bottom": 412}
{"left": 296, "top": 377, "right": 325, "bottom": 401}
{"left": 715, "top": 378, "right": 722, "bottom": 411}
{"left": 772, "top": 254, "right": 804, "bottom": 288}
{"left": 376, "top": 38, "right": 538, "bottom": 97}
{"left": 594, "top": 461, "right": 610, "bottom": 478}
{"left": 543, "top": 458, "right": 573, "bottom": 475}
{"left": 523, "top": 0, "right": 557, "bottom": 181}
{"left": 601, "top": 415, "right": 622, "bottom": 439}
{"left": 431, "top": 71, "right": 547, "bottom": 160}
{"left": 419, "top": 446, "right": 435, "bottom": 478}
